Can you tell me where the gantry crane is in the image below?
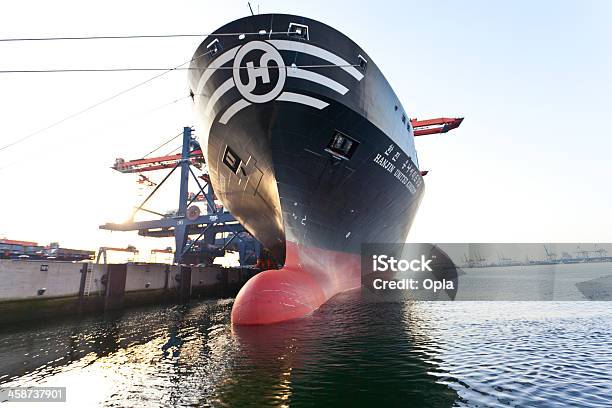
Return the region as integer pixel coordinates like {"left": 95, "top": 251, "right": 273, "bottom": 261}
{"left": 100, "top": 127, "right": 260, "bottom": 265}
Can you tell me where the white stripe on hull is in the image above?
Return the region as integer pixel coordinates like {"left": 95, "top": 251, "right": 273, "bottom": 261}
{"left": 276, "top": 92, "right": 329, "bottom": 109}
{"left": 268, "top": 39, "right": 364, "bottom": 81}
{"left": 195, "top": 46, "right": 240, "bottom": 97}
{"left": 218, "top": 93, "right": 328, "bottom": 125}
{"left": 219, "top": 99, "right": 252, "bottom": 124}
{"left": 204, "top": 78, "right": 235, "bottom": 117}
{"left": 287, "top": 67, "right": 349, "bottom": 95}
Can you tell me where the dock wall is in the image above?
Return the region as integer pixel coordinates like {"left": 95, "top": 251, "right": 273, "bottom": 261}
{"left": 0, "top": 259, "right": 257, "bottom": 324}
{"left": 0, "top": 259, "right": 84, "bottom": 300}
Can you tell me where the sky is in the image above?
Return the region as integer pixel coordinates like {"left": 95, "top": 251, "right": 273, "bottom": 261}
{"left": 0, "top": 0, "right": 611, "bottom": 260}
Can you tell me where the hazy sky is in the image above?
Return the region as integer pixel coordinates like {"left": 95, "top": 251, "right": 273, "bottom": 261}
{"left": 0, "top": 0, "right": 611, "bottom": 258}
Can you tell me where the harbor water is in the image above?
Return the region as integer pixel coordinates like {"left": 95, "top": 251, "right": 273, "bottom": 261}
{"left": 1, "top": 266, "right": 611, "bottom": 407}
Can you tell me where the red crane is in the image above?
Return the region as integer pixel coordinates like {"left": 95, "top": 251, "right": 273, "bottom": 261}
{"left": 112, "top": 149, "right": 204, "bottom": 173}
{"left": 411, "top": 117, "right": 464, "bottom": 177}
{"left": 411, "top": 117, "right": 464, "bottom": 136}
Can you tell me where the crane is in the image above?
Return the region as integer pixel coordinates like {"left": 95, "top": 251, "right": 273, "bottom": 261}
{"left": 411, "top": 117, "right": 464, "bottom": 177}
{"left": 543, "top": 244, "right": 557, "bottom": 262}
{"left": 411, "top": 117, "right": 464, "bottom": 136}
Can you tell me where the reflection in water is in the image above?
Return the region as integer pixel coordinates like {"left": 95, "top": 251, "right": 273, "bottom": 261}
{"left": 0, "top": 291, "right": 611, "bottom": 407}
{"left": 161, "top": 327, "right": 184, "bottom": 358}
{"left": 229, "top": 290, "right": 457, "bottom": 407}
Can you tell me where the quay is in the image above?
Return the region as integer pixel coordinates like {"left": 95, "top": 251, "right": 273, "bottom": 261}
{"left": 0, "top": 259, "right": 257, "bottom": 324}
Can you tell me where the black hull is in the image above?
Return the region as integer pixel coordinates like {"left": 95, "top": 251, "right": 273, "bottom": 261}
{"left": 189, "top": 14, "right": 424, "bottom": 324}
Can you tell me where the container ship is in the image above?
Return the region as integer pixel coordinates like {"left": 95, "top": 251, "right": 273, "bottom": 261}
{"left": 189, "top": 14, "right": 461, "bottom": 324}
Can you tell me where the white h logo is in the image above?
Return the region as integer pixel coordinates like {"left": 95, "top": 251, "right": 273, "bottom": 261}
{"left": 233, "top": 41, "right": 286, "bottom": 104}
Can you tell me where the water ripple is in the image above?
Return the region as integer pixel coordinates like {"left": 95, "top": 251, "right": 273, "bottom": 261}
{"left": 0, "top": 294, "right": 610, "bottom": 407}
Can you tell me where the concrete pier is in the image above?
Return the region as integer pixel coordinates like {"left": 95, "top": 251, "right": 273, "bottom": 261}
{"left": 0, "top": 259, "right": 256, "bottom": 324}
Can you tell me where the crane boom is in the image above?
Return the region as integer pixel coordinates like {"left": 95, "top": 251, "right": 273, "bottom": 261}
{"left": 411, "top": 117, "right": 464, "bottom": 136}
